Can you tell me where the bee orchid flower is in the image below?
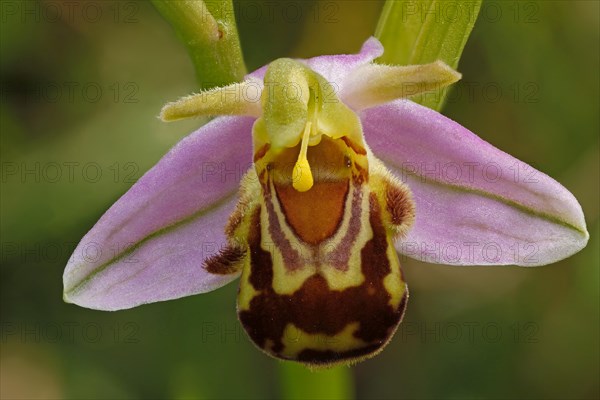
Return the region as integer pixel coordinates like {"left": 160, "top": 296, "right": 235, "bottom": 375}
{"left": 63, "top": 38, "right": 588, "bottom": 366}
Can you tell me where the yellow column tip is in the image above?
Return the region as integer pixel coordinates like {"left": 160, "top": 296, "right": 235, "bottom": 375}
{"left": 293, "top": 159, "right": 314, "bottom": 192}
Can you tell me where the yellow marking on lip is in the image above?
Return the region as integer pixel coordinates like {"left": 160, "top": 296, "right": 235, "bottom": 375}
{"left": 237, "top": 252, "right": 260, "bottom": 311}
{"left": 318, "top": 266, "right": 365, "bottom": 291}
{"left": 383, "top": 236, "right": 406, "bottom": 309}
{"left": 280, "top": 322, "right": 366, "bottom": 359}
{"left": 271, "top": 262, "right": 316, "bottom": 296}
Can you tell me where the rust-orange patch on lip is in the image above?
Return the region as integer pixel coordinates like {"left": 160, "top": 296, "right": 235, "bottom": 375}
{"left": 274, "top": 180, "right": 349, "bottom": 245}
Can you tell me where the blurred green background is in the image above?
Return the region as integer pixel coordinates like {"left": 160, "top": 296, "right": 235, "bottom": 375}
{"left": 1, "top": 0, "right": 598, "bottom": 398}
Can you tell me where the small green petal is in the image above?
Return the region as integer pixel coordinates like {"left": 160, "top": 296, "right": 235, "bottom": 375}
{"left": 375, "top": 0, "right": 482, "bottom": 110}
{"left": 160, "top": 80, "right": 262, "bottom": 121}
{"left": 343, "top": 61, "right": 461, "bottom": 110}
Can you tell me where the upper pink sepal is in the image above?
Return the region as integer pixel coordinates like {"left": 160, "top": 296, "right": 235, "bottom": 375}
{"left": 248, "top": 37, "right": 384, "bottom": 86}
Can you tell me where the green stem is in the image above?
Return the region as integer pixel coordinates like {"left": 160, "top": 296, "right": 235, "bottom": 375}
{"left": 279, "top": 362, "right": 354, "bottom": 400}
{"left": 151, "top": 0, "right": 247, "bottom": 89}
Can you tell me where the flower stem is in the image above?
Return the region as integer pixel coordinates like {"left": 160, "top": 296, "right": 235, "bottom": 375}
{"left": 279, "top": 362, "right": 354, "bottom": 400}
{"left": 375, "top": 0, "right": 482, "bottom": 111}
{"left": 151, "top": 0, "right": 247, "bottom": 89}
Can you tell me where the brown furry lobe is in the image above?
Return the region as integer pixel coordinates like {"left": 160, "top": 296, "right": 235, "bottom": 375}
{"left": 386, "top": 182, "right": 414, "bottom": 227}
{"left": 204, "top": 246, "right": 246, "bottom": 275}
